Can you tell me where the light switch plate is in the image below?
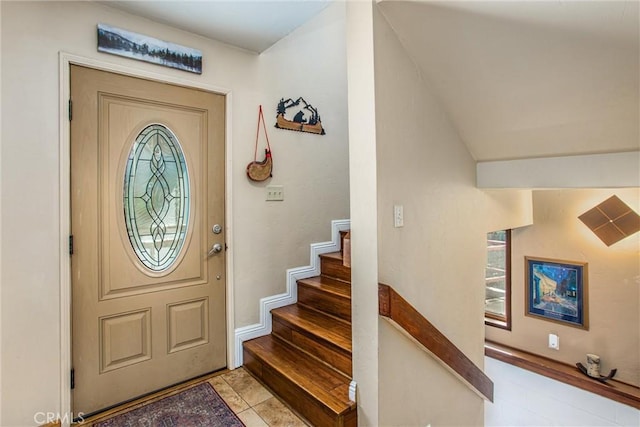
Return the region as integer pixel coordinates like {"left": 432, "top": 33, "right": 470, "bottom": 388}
{"left": 266, "top": 185, "right": 284, "bottom": 201}
{"left": 394, "top": 205, "right": 404, "bottom": 227}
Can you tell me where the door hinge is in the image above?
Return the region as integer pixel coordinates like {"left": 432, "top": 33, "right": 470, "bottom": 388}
{"left": 71, "top": 368, "right": 75, "bottom": 389}
{"left": 69, "top": 235, "right": 74, "bottom": 255}
{"left": 68, "top": 99, "right": 73, "bottom": 121}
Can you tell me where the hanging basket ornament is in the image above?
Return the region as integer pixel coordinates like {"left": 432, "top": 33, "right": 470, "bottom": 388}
{"left": 246, "top": 105, "right": 273, "bottom": 182}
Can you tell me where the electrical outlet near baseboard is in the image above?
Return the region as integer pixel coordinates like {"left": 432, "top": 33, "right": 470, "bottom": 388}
{"left": 548, "top": 333, "right": 559, "bottom": 350}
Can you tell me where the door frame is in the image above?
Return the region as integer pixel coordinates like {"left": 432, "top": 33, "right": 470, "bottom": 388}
{"left": 58, "top": 51, "right": 235, "bottom": 425}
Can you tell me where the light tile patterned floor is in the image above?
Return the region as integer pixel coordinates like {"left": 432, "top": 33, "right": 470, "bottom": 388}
{"left": 82, "top": 368, "right": 309, "bottom": 427}
{"left": 209, "top": 368, "right": 309, "bottom": 427}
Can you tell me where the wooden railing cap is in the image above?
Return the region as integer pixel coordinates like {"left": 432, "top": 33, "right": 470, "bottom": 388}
{"left": 378, "top": 283, "right": 494, "bottom": 402}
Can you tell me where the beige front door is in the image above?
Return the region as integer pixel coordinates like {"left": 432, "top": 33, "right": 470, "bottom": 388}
{"left": 70, "top": 65, "right": 227, "bottom": 415}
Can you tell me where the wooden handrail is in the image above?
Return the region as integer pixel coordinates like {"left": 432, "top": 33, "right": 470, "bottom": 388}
{"left": 379, "top": 283, "right": 494, "bottom": 402}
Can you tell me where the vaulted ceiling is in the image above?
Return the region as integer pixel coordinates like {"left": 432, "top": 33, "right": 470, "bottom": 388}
{"left": 377, "top": 0, "right": 639, "bottom": 161}
{"left": 99, "top": 0, "right": 639, "bottom": 162}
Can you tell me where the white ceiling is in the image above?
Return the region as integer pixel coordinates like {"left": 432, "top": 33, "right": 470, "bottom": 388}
{"left": 100, "top": 0, "right": 639, "bottom": 162}
{"left": 377, "top": 0, "right": 639, "bottom": 161}
{"left": 98, "top": 1, "right": 331, "bottom": 53}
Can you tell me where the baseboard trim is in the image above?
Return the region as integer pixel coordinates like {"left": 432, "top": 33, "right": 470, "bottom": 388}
{"left": 233, "top": 219, "right": 350, "bottom": 367}
{"left": 349, "top": 380, "right": 357, "bottom": 402}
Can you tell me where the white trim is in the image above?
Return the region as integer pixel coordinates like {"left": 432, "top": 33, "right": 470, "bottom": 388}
{"left": 477, "top": 152, "right": 640, "bottom": 188}
{"left": 349, "top": 380, "right": 357, "bottom": 403}
{"left": 0, "top": 23, "right": 2, "bottom": 425}
{"left": 224, "top": 92, "right": 235, "bottom": 373}
{"left": 59, "top": 51, "right": 236, "bottom": 427}
{"left": 58, "top": 52, "right": 72, "bottom": 427}
{"left": 233, "top": 219, "right": 350, "bottom": 367}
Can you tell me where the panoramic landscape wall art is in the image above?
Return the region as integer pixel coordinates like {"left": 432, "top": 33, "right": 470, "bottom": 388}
{"left": 97, "top": 24, "right": 203, "bottom": 74}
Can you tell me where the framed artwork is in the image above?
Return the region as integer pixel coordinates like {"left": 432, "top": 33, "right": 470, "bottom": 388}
{"left": 97, "top": 24, "right": 202, "bottom": 74}
{"left": 525, "top": 256, "right": 588, "bottom": 330}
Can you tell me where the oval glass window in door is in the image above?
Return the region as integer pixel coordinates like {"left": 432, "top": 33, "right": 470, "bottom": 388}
{"left": 124, "top": 124, "right": 190, "bottom": 272}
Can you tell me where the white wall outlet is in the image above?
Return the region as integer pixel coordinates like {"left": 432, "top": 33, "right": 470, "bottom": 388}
{"left": 394, "top": 205, "right": 404, "bottom": 227}
{"left": 266, "top": 185, "right": 284, "bottom": 201}
{"left": 548, "top": 333, "right": 559, "bottom": 350}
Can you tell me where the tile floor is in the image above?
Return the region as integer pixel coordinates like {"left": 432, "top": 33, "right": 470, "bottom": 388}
{"left": 208, "top": 368, "right": 309, "bottom": 427}
{"left": 83, "top": 368, "right": 309, "bottom": 427}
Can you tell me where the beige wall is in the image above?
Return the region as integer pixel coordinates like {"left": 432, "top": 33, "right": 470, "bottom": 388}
{"left": 484, "top": 190, "right": 533, "bottom": 233}
{"left": 373, "top": 8, "right": 486, "bottom": 426}
{"left": 346, "top": 1, "right": 380, "bottom": 425}
{"left": 0, "top": 2, "right": 3, "bottom": 423}
{"left": 0, "top": 1, "right": 349, "bottom": 425}
{"left": 236, "top": 2, "right": 350, "bottom": 327}
{"left": 486, "top": 189, "right": 640, "bottom": 386}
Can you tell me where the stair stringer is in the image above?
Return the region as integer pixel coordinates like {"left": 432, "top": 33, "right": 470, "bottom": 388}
{"left": 233, "top": 219, "right": 350, "bottom": 367}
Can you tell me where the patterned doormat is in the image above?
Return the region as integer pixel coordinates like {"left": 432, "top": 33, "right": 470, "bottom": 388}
{"left": 93, "top": 382, "right": 245, "bottom": 427}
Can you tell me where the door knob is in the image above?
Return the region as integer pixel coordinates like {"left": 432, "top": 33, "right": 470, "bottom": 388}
{"left": 208, "top": 243, "right": 223, "bottom": 256}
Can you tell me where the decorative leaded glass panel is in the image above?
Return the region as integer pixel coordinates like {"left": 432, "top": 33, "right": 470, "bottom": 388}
{"left": 124, "top": 124, "right": 190, "bottom": 272}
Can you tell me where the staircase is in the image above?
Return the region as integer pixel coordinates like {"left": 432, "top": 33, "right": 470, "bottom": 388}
{"left": 243, "top": 231, "right": 356, "bottom": 427}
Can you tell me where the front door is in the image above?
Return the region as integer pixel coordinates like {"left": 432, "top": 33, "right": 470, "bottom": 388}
{"left": 70, "top": 65, "right": 226, "bottom": 415}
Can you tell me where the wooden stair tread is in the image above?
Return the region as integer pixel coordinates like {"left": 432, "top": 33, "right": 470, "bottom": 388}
{"left": 298, "top": 276, "right": 352, "bottom": 323}
{"left": 320, "top": 251, "right": 344, "bottom": 261}
{"left": 320, "top": 251, "right": 351, "bottom": 282}
{"left": 272, "top": 305, "right": 352, "bottom": 353}
{"left": 242, "top": 229, "right": 355, "bottom": 426}
{"left": 244, "top": 335, "right": 355, "bottom": 415}
{"left": 297, "top": 276, "right": 351, "bottom": 298}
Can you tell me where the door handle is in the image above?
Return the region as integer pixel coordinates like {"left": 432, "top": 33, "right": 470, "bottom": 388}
{"left": 208, "top": 243, "right": 223, "bottom": 256}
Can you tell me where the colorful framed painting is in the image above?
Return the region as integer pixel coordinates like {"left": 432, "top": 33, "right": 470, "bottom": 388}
{"left": 525, "top": 257, "right": 588, "bottom": 330}
{"left": 97, "top": 24, "right": 202, "bottom": 74}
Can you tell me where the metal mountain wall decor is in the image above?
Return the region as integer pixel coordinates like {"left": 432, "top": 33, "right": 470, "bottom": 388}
{"left": 275, "top": 97, "right": 325, "bottom": 135}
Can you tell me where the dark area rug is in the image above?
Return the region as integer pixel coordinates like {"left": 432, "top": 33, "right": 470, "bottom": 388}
{"left": 94, "top": 382, "right": 245, "bottom": 427}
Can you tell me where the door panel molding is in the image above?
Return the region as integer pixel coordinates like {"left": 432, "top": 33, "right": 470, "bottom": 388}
{"left": 59, "top": 51, "right": 235, "bottom": 427}
{"left": 167, "top": 297, "right": 209, "bottom": 354}
{"left": 100, "top": 308, "right": 152, "bottom": 373}
{"left": 100, "top": 94, "right": 208, "bottom": 300}
{"left": 101, "top": 277, "right": 209, "bottom": 300}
